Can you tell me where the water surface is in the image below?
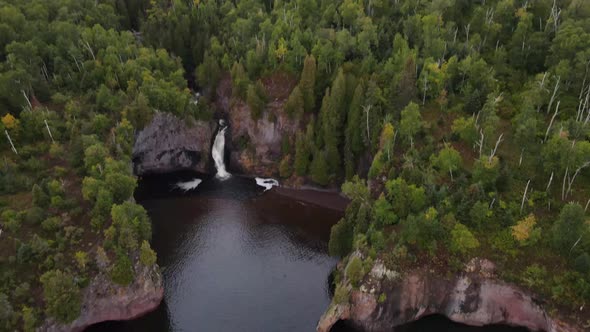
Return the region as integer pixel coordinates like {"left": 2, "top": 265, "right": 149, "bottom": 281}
{"left": 93, "top": 173, "right": 342, "bottom": 331}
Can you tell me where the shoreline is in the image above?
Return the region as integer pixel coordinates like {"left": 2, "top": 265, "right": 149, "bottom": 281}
{"left": 273, "top": 186, "right": 349, "bottom": 212}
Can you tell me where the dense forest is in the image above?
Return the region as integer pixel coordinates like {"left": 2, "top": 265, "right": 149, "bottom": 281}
{"left": 1, "top": 0, "right": 590, "bottom": 330}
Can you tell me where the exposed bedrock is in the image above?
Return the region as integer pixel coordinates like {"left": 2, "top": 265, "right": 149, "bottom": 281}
{"left": 41, "top": 264, "right": 163, "bottom": 332}
{"left": 132, "top": 112, "right": 214, "bottom": 176}
{"left": 317, "top": 257, "right": 581, "bottom": 332}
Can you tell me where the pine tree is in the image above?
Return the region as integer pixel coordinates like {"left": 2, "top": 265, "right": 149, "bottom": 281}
{"left": 310, "top": 150, "right": 330, "bottom": 186}
{"left": 299, "top": 54, "right": 317, "bottom": 113}
{"left": 284, "top": 86, "right": 304, "bottom": 118}
{"left": 231, "top": 61, "right": 249, "bottom": 99}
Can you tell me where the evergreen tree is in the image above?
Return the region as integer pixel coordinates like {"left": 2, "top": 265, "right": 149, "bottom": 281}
{"left": 310, "top": 150, "right": 330, "bottom": 186}
{"left": 299, "top": 54, "right": 317, "bottom": 113}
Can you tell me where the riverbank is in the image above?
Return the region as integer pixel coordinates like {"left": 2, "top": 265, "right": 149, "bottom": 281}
{"left": 274, "top": 186, "right": 350, "bottom": 212}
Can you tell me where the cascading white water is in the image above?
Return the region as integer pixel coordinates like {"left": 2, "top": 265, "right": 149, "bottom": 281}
{"left": 213, "top": 119, "right": 231, "bottom": 180}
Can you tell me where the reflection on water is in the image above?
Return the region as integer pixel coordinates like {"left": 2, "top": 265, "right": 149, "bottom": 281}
{"left": 89, "top": 173, "right": 342, "bottom": 332}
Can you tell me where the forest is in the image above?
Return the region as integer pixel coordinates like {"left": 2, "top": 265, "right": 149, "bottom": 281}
{"left": 1, "top": 0, "right": 590, "bottom": 330}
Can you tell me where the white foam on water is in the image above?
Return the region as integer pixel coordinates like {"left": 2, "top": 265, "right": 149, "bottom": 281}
{"left": 255, "top": 177, "right": 279, "bottom": 191}
{"left": 174, "top": 178, "right": 202, "bottom": 192}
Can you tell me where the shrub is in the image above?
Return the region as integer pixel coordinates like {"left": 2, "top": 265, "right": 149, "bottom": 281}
{"left": 75, "top": 251, "right": 89, "bottom": 270}
{"left": 40, "top": 270, "right": 81, "bottom": 323}
{"left": 373, "top": 195, "right": 397, "bottom": 226}
{"left": 1, "top": 209, "right": 20, "bottom": 232}
{"left": 333, "top": 284, "right": 349, "bottom": 304}
{"left": 140, "top": 241, "right": 157, "bottom": 266}
{"left": 22, "top": 306, "right": 37, "bottom": 332}
{"left": 346, "top": 256, "right": 364, "bottom": 287}
{"left": 511, "top": 214, "right": 541, "bottom": 246}
{"left": 574, "top": 253, "right": 590, "bottom": 274}
{"left": 32, "top": 184, "right": 49, "bottom": 208}
{"left": 450, "top": 223, "right": 480, "bottom": 255}
{"left": 41, "top": 217, "right": 62, "bottom": 232}
{"left": 521, "top": 264, "right": 548, "bottom": 290}
{"left": 49, "top": 143, "right": 64, "bottom": 158}
{"left": 110, "top": 251, "right": 134, "bottom": 286}
{"left": 24, "top": 207, "right": 45, "bottom": 225}
{"left": 552, "top": 203, "right": 587, "bottom": 256}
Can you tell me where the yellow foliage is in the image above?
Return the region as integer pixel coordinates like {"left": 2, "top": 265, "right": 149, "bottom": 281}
{"left": 512, "top": 214, "right": 536, "bottom": 242}
{"left": 379, "top": 123, "right": 395, "bottom": 148}
{"left": 1, "top": 113, "right": 18, "bottom": 130}
{"left": 274, "top": 38, "right": 288, "bottom": 61}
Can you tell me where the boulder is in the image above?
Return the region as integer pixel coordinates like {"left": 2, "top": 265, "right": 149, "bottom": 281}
{"left": 132, "top": 112, "right": 213, "bottom": 175}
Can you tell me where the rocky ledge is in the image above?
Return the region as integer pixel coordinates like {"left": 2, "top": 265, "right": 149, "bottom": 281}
{"left": 41, "top": 263, "right": 163, "bottom": 332}
{"left": 132, "top": 112, "right": 214, "bottom": 176}
{"left": 317, "top": 256, "right": 581, "bottom": 332}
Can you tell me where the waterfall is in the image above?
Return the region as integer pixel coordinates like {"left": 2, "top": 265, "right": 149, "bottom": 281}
{"left": 213, "top": 119, "right": 231, "bottom": 180}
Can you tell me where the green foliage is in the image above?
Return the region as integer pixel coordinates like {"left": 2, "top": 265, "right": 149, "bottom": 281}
{"left": 299, "top": 55, "right": 317, "bottom": 113}
{"left": 75, "top": 251, "right": 89, "bottom": 270}
{"left": 231, "top": 62, "right": 249, "bottom": 100}
{"left": 373, "top": 194, "right": 397, "bottom": 226}
{"left": 345, "top": 256, "right": 364, "bottom": 287}
{"left": 399, "top": 102, "right": 423, "bottom": 143}
{"left": 450, "top": 223, "right": 480, "bottom": 255}
{"left": 284, "top": 86, "right": 304, "bottom": 118}
{"left": 310, "top": 150, "right": 330, "bottom": 186}
{"left": 40, "top": 270, "right": 81, "bottom": 323}
{"left": 469, "top": 201, "right": 491, "bottom": 229}
{"left": 399, "top": 210, "right": 444, "bottom": 255}
{"left": 452, "top": 117, "right": 478, "bottom": 145}
{"left": 552, "top": 203, "right": 587, "bottom": 256}
{"left": 333, "top": 283, "right": 349, "bottom": 304}
{"left": 430, "top": 145, "right": 462, "bottom": 179}
{"left": 574, "top": 253, "right": 590, "bottom": 274}
{"left": 110, "top": 202, "right": 151, "bottom": 252}
{"left": 368, "top": 151, "right": 385, "bottom": 179}
{"left": 246, "top": 81, "right": 267, "bottom": 120}
{"left": 110, "top": 251, "right": 135, "bottom": 286}
{"left": 140, "top": 240, "right": 157, "bottom": 266}
{"left": 279, "top": 155, "right": 293, "bottom": 179}
{"left": 32, "top": 184, "right": 49, "bottom": 208}
{"left": 472, "top": 156, "right": 500, "bottom": 190}
{"left": 22, "top": 306, "right": 37, "bottom": 332}
{"left": 384, "top": 178, "right": 426, "bottom": 218}
{"left": 0, "top": 292, "right": 14, "bottom": 325}
{"left": 329, "top": 218, "right": 354, "bottom": 257}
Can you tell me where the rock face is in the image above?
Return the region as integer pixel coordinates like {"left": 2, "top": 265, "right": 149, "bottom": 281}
{"left": 216, "top": 75, "right": 301, "bottom": 177}
{"left": 41, "top": 264, "right": 163, "bottom": 332}
{"left": 132, "top": 112, "right": 214, "bottom": 175}
{"left": 318, "top": 258, "right": 581, "bottom": 332}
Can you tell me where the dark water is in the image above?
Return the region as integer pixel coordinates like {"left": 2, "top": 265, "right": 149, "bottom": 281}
{"left": 88, "top": 173, "right": 531, "bottom": 332}
{"left": 332, "top": 315, "right": 532, "bottom": 332}
{"left": 91, "top": 173, "right": 342, "bottom": 331}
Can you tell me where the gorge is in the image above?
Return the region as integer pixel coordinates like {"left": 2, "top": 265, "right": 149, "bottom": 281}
{"left": 89, "top": 112, "right": 573, "bottom": 332}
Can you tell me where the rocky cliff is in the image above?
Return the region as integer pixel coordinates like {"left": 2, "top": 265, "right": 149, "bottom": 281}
{"left": 132, "top": 75, "right": 302, "bottom": 178}
{"left": 318, "top": 256, "right": 581, "bottom": 332}
{"left": 132, "top": 112, "right": 214, "bottom": 176}
{"left": 216, "top": 74, "right": 301, "bottom": 177}
{"left": 41, "top": 263, "right": 163, "bottom": 332}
